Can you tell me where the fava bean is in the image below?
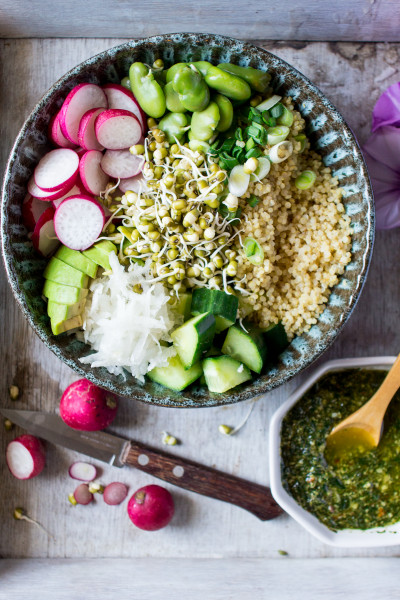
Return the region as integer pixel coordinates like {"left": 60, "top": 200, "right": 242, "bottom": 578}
{"left": 191, "top": 61, "right": 251, "bottom": 101}
{"left": 190, "top": 101, "right": 220, "bottom": 141}
{"left": 165, "top": 81, "right": 186, "bottom": 113}
{"left": 159, "top": 112, "right": 189, "bottom": 143}
{"left": 215, "top": 94, "right": 233, "bottom": 132}
{"left": 172, "top": 65, "right": 210, "bottom": 112}
{"left": 129, "top": 62, "right": 166, "bottom": 118}
{"left": 217, "top": 63, "right": 271, "bottom": 93}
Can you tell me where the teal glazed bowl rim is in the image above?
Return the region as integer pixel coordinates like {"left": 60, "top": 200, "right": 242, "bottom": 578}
{"left": 1, "top": 33, "right": 374, "bottom": 408}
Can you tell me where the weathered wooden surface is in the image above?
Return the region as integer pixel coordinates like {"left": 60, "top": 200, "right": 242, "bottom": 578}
{"left": 1, "top": 39, "right": 400, "bottom": 563}
{"left": 1, "top": 558, "right": 399, "bottom": 600}
{"left": 0, "top": 0, "right": 398, "bottom": 41}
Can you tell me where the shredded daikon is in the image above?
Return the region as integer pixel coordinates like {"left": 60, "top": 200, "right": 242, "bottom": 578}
{"left": 79, "top": 253, "right": 177, "bottom": 381}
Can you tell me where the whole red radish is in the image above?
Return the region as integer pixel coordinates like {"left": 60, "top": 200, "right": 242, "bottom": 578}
{"left": 6, "top": 434, "right": 46, "bottom": 480}
{"left": 127, "top": 485, "right": 175, "bottom": 531}
{"left": 60, "top": 379, "right": 118, "bottom": 431}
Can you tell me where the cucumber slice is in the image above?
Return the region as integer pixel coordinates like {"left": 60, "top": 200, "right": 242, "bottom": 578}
{"left": 261, "top": 322, "right": 289, "bottom": 356}
{"left": 203, "top": 355, "right": 251, "bottom": 393}
{"left": 174, "top": 293, "right": 192, "bottom": 320}
{"left": 222, "top": 324, "right": 267, "bottom": 373}
{"left": 191, "top": 289, "right": 238, "bottom": 333}
{"left": 148, "top": 355, "right": 202, "bottom": 391}
{"left": 171, "top": 312, "right": 216, "bottom": 369}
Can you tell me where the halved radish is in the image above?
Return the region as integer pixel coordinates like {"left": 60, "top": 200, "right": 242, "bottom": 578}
{"left": 103, "top": 482, "right": 128, "bottom": 505}
{"left": 22, "top": 193, "right": 48, "bottom": 231}
{"left": 73, "top": 483, "right": 93, "bottom": 505}
{"left": 102, "top": 84, "right": 146, "bottom": 134}
{"left": 69, "top": 461, "right": 97, "bottom": 482}
{"left": 34, "top": 148, "right": 79, "bottom": 192}
{"left": 95, "top": 109, "right": 142, "bottom": 150}
{"left": 60, "top": 83, "right": 108, "bottom": 145}
{"left": 28, "top": 176, "right": 73, "bottom": 201}
{"left": 79, "top": 150, "right": 110, "bottom": 196}
{"left": 54, "top": 195, "right": 105, "bottom": 251}
{"left": 6, "top": 434, "right": 46, "bottom": 480}
{"left": 52, "top": 181, "right": 86, "bottom": 209}
{"left": 49, "top": 112, "right": 76, "bottom": 149}
{"left": 78, "top": 107, "right": 106, "bottom": 151}
{"left": 118, "top": 174, "right": 148, "bottom": 194}
{"left": 101, "top": 149, "right": 145, "bottom": 179}
{"left": 32, "top": 207, "right": 60, "bottom": 257}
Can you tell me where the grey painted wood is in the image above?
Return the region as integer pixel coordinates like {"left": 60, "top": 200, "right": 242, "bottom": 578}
{"left": 1, "top": 558, "right": 399, "bottom": 599}
{"left": 1, "top": 39, "right": 400, "bottom": 562}
{"left": 0, "top": 0, "right": 399, "bottom": 41}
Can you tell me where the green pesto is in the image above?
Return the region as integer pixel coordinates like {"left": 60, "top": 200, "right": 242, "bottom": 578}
{"left": 281, "top": 369, "right": 400, "bottom": 531}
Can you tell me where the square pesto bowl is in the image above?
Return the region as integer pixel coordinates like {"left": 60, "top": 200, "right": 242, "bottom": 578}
{"left": 269, "top": 357, "right": 400, "bottom": 547}
{"left": 1, "top": 34, "right": 374, "bottom": 408}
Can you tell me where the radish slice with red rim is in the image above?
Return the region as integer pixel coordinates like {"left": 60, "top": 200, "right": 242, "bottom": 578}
{"left": 73, "top": 483, "right": 93, "bottom": 505}
{"left": 102, "top": 84, "right": 146, "bottom": 135}
{"left": 34, "top": 148, "right": 79, "bottom": 192}
{"left": 22, "top": 193, "right": 48, "bottom": 231}
{"left": 78, "top": 107, "right": 105, "bottom": 151}
{"left": 103, "top": 482, "right": 129, "bottom": 505}
{"left": 60, "top": 83, "right": 108, "bottom": 145}
{"left": 6, "top": 435, "right": 46, "bottom": 480}
{"left": 32, "top": 207, "right": 60, "bottom": 257}
{"left": 95, "top": 109, "right": 142, "bottom": 150}
{"left": 49, "top": 112, "right": 77, "bottom": 149}
{"left": 118, "top": 174, "right": 149, "bottom": 195}
{"left": 79, "top": 150, "right": 110, "bottom": 196}
{"left": 28, "top": 176, "right": 73, "bottom": 201}
{"left": 52, "top": 181, "right": 86, "bottom": 209}
{"left": 69, "top": 461, "right": 97, "bottom": 482}
{"left": 101, "top": 149, "right": 145, "bottom": 179}
{"left": 54, "top": 195, "right": 105, "bottom": 251}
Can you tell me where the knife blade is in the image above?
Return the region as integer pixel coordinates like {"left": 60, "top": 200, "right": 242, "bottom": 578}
{"left": 1, "top": 408, "right": 283, "bottom": 521}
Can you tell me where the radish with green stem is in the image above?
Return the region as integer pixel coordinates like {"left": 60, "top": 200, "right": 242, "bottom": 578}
{"left": 6, "top": 434, "right": 46, "bottom": 479}
{"left": 60, "top": 379, "right": 118, "bottom": 431}
{"left": 104, "top": 482, "right": 128, "bottom": 505}
{"left": 54, "top": 195, "right": 105, "bottom": 251}
{"left": 60, "top": 83, "right": 108, "bottom": 145}
{"left": 69, "top": 461, "right": 97, "bottom": 482}
{"left": 127, "top": 485, "right": 175, "bottom": 531}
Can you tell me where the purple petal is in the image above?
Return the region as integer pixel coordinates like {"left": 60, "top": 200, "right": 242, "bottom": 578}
{"left": 363, "top": 126, "right": 400, "bottom": 174}
{"left": 363, "top": 148, "right": 400, "bottom": 188}
{"left": 372, "top": 82, "right": 400, "bottom": 132}
{"left": 375, "top": 189, "right": 400, "bottom": 229}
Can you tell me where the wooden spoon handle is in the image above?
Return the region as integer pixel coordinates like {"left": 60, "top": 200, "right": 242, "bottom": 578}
{"left": 123, "top": 440, "right": 283, "bottom": 521}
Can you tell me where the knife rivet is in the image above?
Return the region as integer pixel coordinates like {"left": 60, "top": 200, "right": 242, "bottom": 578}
{"left": 138, "top": 454, "right": 149, "bottom": 466}
{"left": 173, "top": 465, "right": 184, "bottom": 478}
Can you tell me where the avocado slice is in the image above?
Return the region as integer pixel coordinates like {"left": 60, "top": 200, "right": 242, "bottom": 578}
{"left": 43, "top": 280, "right": 88, "bottom": 305}
{"left": 47, "top": 298, "right": 86, "bottom": 322}
{"left": 55, "top": 246, "right": 98, "bottom": 279}
{"left": 82, "top": 240, "right": 117, "bottom": 271}
{"left": 44, "top": 257, "right": 89, "bottom": 288}
{"left": 51, "top": 314, "right": 83, "bottom": 335}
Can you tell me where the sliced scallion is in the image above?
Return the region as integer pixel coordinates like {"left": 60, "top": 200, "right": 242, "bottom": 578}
{"left": 270, "top": 103, "right": 284, "bottom": 119}
{"left": 267, "top": 125, "right": 290, "bottom": 146}
{"left": 294, "top": 133, "right": 307, "bottom": 153}
{"left": 247, "top": 195, "right": 260, "bottom": 208}
{"left": 256, "top": 94, "right": 282, "bottom": 112}
{"left": 295, "top": 170, "right": 316, "bottom": 190}
{"left": 245, "top": 147, "right": 262, "bottom": 159}
{"left": 243, "top": 237, "right": 264, "bottom": 265}
{"left": 228, "top": 164, "right": 250, "bottom": 197}
{"left": 268, "top": 141, "right": 293, "bottom": 163}
{"left": 277, "top": 106, "right": 294, "bottom": 127}
{"left": 250, "top": 156, "right": 271, "bottom": 181}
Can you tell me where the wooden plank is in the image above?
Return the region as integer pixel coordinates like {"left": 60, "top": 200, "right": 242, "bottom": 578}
{"left": 0, "top": 0, "right": 398, "bottom": 41}
{"left": 1, "top": 557, "right": 399, "bottom": 599}
{"left": 1, "top": 39, "right": 400, "bottom": 561}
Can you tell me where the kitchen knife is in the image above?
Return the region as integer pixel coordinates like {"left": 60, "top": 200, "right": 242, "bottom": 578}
{"left": 1, "top": 408, "right": 283, "bottom": 521}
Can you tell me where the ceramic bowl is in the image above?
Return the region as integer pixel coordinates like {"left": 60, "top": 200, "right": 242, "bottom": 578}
{"left": 1, "top": 33, "right": 374, "bottom": 407}
{"left": 269, "top": 356, "right": 400, "bottom": 547}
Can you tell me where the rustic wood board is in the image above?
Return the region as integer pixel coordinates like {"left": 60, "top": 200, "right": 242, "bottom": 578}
{"left": 1, "top": 39, "right": 400, "bottom": 562}
{"left": 0, "top": 0, "right": 398, "bottom": 41}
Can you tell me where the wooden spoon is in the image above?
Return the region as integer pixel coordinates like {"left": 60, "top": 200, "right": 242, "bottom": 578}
{"left": 325, "top": 354, "right": 400, "bottom": 463}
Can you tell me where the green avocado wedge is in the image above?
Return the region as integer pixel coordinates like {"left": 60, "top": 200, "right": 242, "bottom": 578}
{"left": 43, "top": 258, "right": 89, "bottom": 288}
{"left": 82, "top": 240, "right": 117, "bottom": 271}
{"left": 42, "top": 281, "right": 88, "bottom": 305}
{"left": 55, "top": 246, "right": 98, "bottom": 278}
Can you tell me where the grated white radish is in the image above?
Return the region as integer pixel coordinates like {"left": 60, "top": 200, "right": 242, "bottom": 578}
{"left": 79, "top": 253, "right": 177, "bottom": 381}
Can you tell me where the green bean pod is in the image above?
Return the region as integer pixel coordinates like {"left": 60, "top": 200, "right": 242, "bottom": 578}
{"left": 191, "top": 61, "right": 251, "bottom": 101}
{"left": 217, "top": 63, "right": 271, "bottom": 93}
{"left": 129, "top": 62, "right": 166, "bottom": 118}
{"left": 215, "top": 94, "right": 233, "bottom": 132}
{"left": 159, "top": 112, "right": 189, "bottom": 143}
{"left": 173, "top": 65, "right": 210, "bottom": 112}
{"left": 190, "top": 101, "right": 220, "bottom": 141}
{"left": 165, "top": 82, "right": 186, "bottom": 113}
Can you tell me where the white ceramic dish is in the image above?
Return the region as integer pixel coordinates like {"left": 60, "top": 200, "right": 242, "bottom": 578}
{"left": 269, "top": 356, "right": 400, "bottom": 547}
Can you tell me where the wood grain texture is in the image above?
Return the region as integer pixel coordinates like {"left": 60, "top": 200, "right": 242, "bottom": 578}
{"left": 0, "top": 0, "right": 398, "bottom": 41}
{"left": 1, "top": 558, "right": 399, "bottom": 600}
{"left": 125, "top": 440, "right": 283, "bottom": 520}
{"left": 1, "top": 39, "right": 400, "bottom": 561}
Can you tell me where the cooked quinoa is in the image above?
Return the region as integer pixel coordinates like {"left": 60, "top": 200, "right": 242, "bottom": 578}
{"left": 236, "top": 99, "right": 352, "bottom": 339}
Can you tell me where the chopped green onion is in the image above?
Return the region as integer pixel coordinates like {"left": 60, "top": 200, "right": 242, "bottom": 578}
{"left": 256, "top": 94, "right": 282, "bottom": 112}
{"left": 247, "top": 194, "right": 260, "bottom": 207}
{"left": 245, "top": 137, "right": 255, "bottom": 151}
{"left": 277, "top": 106, "right": 294, "bottom": 127}
{"left": 219, "top": 138, "right": 236, "bottom": 153}
{"left": 268, "top": 140, "right": 293, "bottom": 163}
{"left": 251, "top": 113, "right": 264, "bottom": 125}
{"left": 234, "top": 127, "right": 243, "bottom": 141}
{"left": 262, "top": 113, "right": 276, "bottom": 127}
{"left": 245, "top": 147, "right": 262, "bottom": 159}
{"left": 243, "top": 237, "right": 264, "bottom": 265}
{"left": 270, "top": 103, "right": 284, "bottom": 119}
{"left": 295, "top": 169, "right": 316, "bottom": 190}
{"left": 250, "top": 156, "right": 271, "bottom": 181}
{"left": 267, "top": 126, "right": 290, "bottom": 145}
{"left": 294, "top": 133, "right": 307, "bottom": 152}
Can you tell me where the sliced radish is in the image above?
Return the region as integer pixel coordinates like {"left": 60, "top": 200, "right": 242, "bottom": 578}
{"left": 102, "top": 84, "right": 146, "bottom": 135}
{"left": 22, "top": 193, "right": 48, "bottom": 231}
{"left": 6, "top": 434, "right": 46, "bottom": 480}
{"left": 28, "top": 176, "right": 73, "bottom": 201}
{"left": 103, "top": 482, "right": 129, "bottom": 506}
{"left": 32, "top": 207, "right": 60, "bottom": 257}
{"left": 54, "top": 195, "right": 105, "bottom": 251}
{"left": 52, "top": 181, "right": 86, "bottom": 209}
{"left": 69, "top": 461, "right": 97, "bottom": 482}
{"left": 79, "top": 150, "right": 110, "bottom": 196}
{"left": 60, "top": 83, "right": 108, "bottom": 145}
{"left": 73, "top": 483, "right": 93, "bottom": 505}
{"left": 101, "top": 149, "right": 145, "bottom": 179}
{"left": 49, "top": 112, "right": 76, "bottom": 149}
{"left": 118, "top": 174, "right": 148, "bottom": 194}
{"left": 78, "top": 107, "right": 106, "bottom": 151}
{"left": 95, "top": 109, "right": 142, "bottom": 150}
{"left": 34, "top": 148, "right": 79, "bottom": 192}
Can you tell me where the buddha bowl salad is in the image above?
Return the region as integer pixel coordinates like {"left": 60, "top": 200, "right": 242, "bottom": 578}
{"left": 24, "top": 59, "right": 352, "bottom": 394}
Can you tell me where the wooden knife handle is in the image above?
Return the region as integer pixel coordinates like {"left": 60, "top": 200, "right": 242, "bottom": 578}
{"left": 123, "top": 440, "right": 283, "bottom": 521}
